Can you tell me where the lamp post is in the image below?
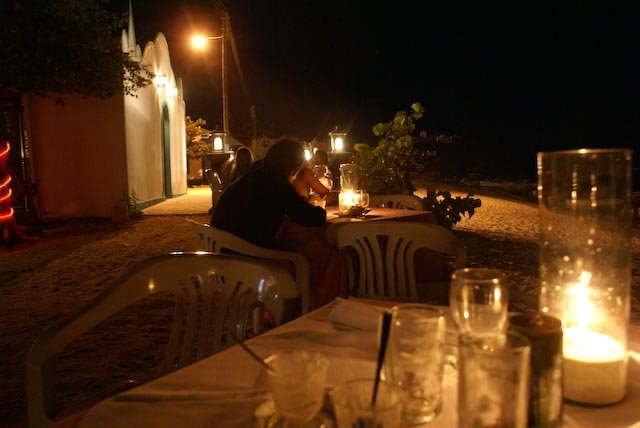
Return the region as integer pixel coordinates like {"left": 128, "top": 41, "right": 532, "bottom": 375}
{"left": 191, "top": 27, "right": 229, "bottom": 146}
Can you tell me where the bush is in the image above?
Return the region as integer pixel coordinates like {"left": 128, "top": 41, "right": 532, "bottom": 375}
{"left": 355, "top": 102, "right": 458, "bottom": 195}
{"left": 422, "top": 188, "right": 482, "bottom": 229}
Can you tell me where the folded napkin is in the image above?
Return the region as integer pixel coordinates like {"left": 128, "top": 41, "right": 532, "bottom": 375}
{"left": 328, "top": 298, "right": 387, "bottom": 331}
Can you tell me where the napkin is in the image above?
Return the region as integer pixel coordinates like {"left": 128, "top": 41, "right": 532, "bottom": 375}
{"left": 328, "top": 298, "right": 387, "bottom": 331}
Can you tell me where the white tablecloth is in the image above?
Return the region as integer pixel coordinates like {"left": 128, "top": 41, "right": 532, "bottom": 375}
{"left": 77, "top": 298, "right": 640, "bottom": 428}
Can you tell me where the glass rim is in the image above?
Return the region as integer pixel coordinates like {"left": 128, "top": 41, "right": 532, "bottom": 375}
{"left": 264, "top": 350, "right": 328, "bottom": 374}
{"left": 451, "top": 267, "right": 505, "bottom": 281}
{"left": 390, "top": 303, "right": 444, "bottom": 317}
{"left": 536, "top": 148, "right": 632, "bottom": 157}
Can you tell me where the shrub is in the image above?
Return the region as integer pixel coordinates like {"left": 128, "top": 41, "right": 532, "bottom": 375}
{"left": 354, "top": 102, "right": 458, "bottom": 195}
{"left": 422, "top": 188, "right": 482, "bottom": 229}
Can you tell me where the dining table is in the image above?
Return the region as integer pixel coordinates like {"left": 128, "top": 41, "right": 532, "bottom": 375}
{"left": 324, "top": 205, "right": 437, "bottom": 225}
{"left": 55, "top": 297, "right": 640, "bottom": 428}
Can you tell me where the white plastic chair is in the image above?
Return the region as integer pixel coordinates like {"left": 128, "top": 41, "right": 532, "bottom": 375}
{"left": 369, "top": 193, "right": 425, "bottom": 210}
{"left": 194, "top": 223, "right": 312, "bottom": 314}
{"left": 330, "top": 221, "right": 466, "bottom": 303}
{"left": 25, "top": 252, "right": 297, "bottom": 428}
{"left": 205, "top": 169, "right": 223, "bottom": 212}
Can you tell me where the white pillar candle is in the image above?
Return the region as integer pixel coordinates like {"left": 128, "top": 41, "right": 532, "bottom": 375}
{"left": 563, "top": 326, "right": 627, "bottom": 405}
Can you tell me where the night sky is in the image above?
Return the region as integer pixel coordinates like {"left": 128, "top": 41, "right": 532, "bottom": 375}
{"left": 126, "top": 1, "right": 639, "bottom": 182}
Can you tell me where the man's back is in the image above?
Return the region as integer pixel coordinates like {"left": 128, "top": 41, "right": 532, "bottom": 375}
{"left": 211, "top": 166, "right": 325, "bottom": 248}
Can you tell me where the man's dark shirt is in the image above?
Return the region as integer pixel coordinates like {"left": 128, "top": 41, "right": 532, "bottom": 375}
{"left": 210, "top": 166, "right": 326, "bottom": 248}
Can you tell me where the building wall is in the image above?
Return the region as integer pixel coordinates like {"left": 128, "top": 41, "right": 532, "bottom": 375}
{"left": 23, "top": 10, "right": 187, "bottom": 222}
{"left": 124, "top": 32, "right": 187, "bottom": 207}
{"left": 27, "top": 94, "right": 129, "bottom": 221}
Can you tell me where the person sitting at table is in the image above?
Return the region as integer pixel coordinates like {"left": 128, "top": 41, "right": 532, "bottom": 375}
{"left": 292, "top": 165, "right": 330, "bottom": 201}
{"left": 211, "top": 137, "right": 326, "bottom": 249}
{"left": 228, "top": 146, "right": 253, "bottom": 184}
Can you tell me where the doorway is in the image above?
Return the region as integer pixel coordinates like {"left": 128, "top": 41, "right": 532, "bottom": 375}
{"left": 161, "top": 104, "right": 172, "bottom": 197}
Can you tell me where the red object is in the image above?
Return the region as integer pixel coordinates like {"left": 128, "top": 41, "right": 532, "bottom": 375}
{"left": 0, "top": 140, "right": 25, "bottom": 245}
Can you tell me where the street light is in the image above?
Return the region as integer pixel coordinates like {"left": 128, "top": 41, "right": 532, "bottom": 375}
{"left": 191, "top": 31, "right": 229, "bottom": 148}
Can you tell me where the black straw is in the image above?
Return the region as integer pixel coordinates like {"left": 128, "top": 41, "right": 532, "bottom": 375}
{"left": 228, "top": 331, "right": 275, "bottom": 372}
{"left": 371, "top": 311, "right": 393, "bottom": 407}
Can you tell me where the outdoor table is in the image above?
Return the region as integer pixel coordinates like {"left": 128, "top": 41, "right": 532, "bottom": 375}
{"left": 325, "top": 205, "right": 437, "bottom": 225}
{"left": 52, "top": 297, "right": 640, "bottom": 428}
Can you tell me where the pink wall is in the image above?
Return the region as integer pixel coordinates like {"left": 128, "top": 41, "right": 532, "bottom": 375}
{"left": 27, "top": 94, "right": 129, "bottom": 221}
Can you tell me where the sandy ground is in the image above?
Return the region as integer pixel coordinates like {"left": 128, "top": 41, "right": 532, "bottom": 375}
{"left": 1, "top": 184, "right": 638, "bottom": 428}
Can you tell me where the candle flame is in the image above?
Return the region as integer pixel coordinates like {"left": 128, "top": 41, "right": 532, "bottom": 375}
{"left": 567, "top": 271, "right": 594, "bottom": 327}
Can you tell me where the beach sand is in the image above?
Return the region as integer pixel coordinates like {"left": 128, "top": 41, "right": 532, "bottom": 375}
{"left": 1, "top": 185, "right": 638, "bottom": 428}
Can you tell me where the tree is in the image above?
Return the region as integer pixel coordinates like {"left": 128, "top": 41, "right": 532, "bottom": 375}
{"left": 0, "top": 0, "right": 152, "bottom": 98}
{"left": 354, "top": 102, "right": 458, "bottom": 194}
{"left": 185, "top": 116, "right": 211, "bottom": 158}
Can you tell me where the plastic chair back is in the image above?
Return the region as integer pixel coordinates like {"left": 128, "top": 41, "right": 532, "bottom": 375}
{"left": 331, "top": 221, "right": 466, "bottom": 302}
{"left": 194, "top": 223, "right": 311, "bottom": 314}
{"left": 26, "top": 252, "right": 297, "bottom": 428}
{"left": 205, "top": 169, "right": 223, "bottom": 208}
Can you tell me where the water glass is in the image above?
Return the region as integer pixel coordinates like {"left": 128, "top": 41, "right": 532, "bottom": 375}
{"left": 457, "top": 331, "right": 531, "bottom": 428}
{"left": 450, "top": 268, "right": 508, "bottom": 338}
{"left": 265, "top": 350, "right": 329, "bottom": 427}
{"left": 356, "top": 190, "right": 370, "bottom": 209}
{"left": 383, "top": 304, "right": 445, "bottom": 425}
{"left": 331, "top": 378, "right": 402, "bottom": 428}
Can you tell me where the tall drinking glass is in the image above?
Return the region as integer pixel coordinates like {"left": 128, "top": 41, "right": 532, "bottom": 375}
{"left": 450, "top": 268, "right": 509, "bottom": 338}
{"left": 458, "top": 331, "right": 531, "bottom": 428}
{"left": 383, "top": 304, "right": 445, "bottom": 426}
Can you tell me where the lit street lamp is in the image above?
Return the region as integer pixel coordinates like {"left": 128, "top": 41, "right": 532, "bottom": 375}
{"left": 191, "top": 28, "right": 229, "bottom": 147}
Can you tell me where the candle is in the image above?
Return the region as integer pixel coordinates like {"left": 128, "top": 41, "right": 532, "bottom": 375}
{"left": 338, "top": 189, "right": 356, "bottom": 212}
{"left": 556, "top": 273, "right": 628, "bottom": 405}
{"left": 563, "top": 326, "right": 626, "bottom": 405}
{"left": 510, "top": 313, "right": 563, "bottom": 428}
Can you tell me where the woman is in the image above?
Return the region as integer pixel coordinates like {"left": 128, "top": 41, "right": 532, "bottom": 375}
{"left": 228, "top": 146, "right": 253, "bottom": 184}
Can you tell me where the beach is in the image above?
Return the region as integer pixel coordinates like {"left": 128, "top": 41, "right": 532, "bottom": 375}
{"left": 1, "top": 185, "right": 638, "bottom": 428}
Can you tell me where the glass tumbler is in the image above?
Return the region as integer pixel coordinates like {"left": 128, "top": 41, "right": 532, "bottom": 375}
{"left": 265, "top": 350, "right": 329, "bottom": 427}
{"left": 458, "top": 331, "right": 531, "bottom": 428}
{"left": 383, "top": 304, "right": 445, "bottom": 426}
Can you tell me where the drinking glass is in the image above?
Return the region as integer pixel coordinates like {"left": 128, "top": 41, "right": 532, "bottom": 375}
{"left": 383, "top": 304, "right": 445, "bottom": 425}
{"left": 331, "top": 378, "right": 403, "bottom": 428}
{"left": 450, "top": 268, "right": 508, "bottom": 338}
{"left": 458, "top": 331, "right": 531, "bottom": 428}
{"left": 265, "top": 350, "right": 329, "bottom": 427}
{"left": 357, "top": 190, "right": 370, "bottom": 210}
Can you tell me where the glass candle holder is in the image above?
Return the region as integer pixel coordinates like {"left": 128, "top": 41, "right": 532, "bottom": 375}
{"left": 340, "top": 163, "right": 358, "bottom": 190}
{"left": 537, "top": 148, "right": 633, "bottom": 405}
{"left": 339, "top": 188, "right": 357, "bottom": 212}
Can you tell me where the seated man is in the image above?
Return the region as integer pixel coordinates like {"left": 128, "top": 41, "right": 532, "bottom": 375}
{"left": 211, "top": 137, "right": 326, "bottom": 248}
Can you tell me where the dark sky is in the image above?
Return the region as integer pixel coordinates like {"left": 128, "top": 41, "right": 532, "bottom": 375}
{"left": 126, "top": 0, "right": 639, "bottom": 181}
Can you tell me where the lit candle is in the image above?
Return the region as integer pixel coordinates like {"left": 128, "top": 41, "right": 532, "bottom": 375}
{"left": 558, "top": 271, "right": 627, "bottom": 405}
{"left": 563, "top": 326, "right": 626, "bottom": 404}
{"left": 338, "top": 189, "right": 356, "bottom": 212}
